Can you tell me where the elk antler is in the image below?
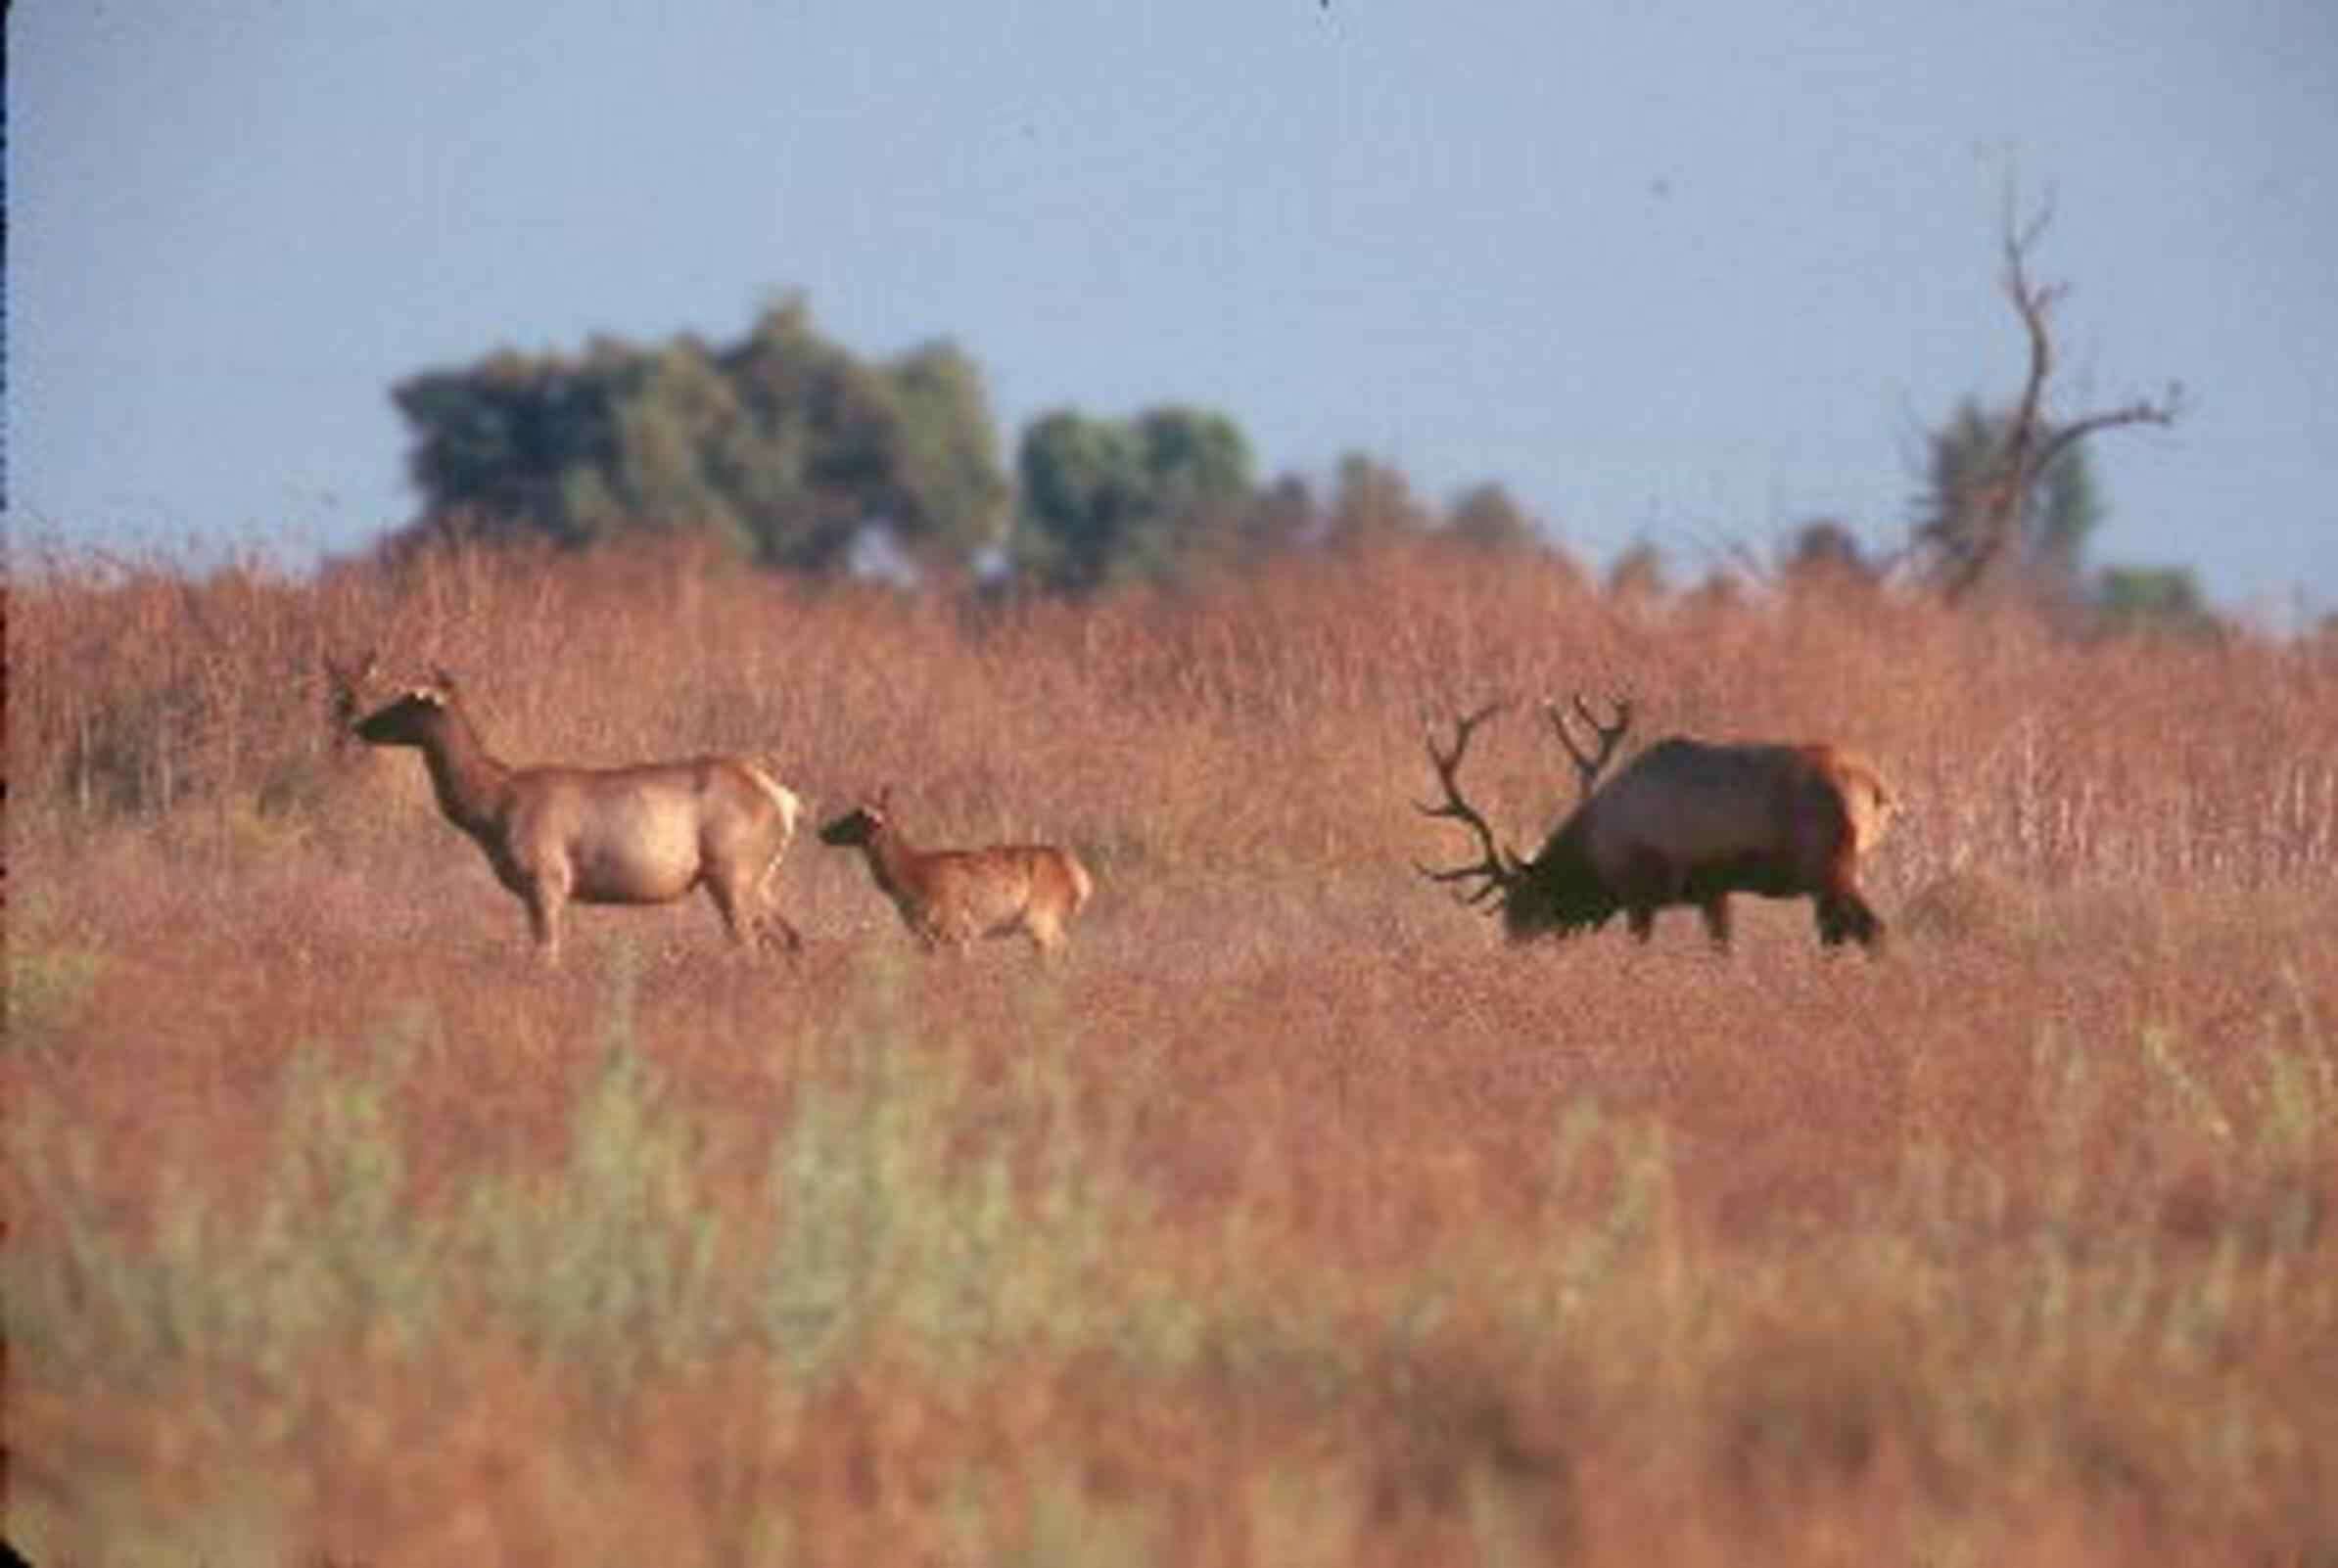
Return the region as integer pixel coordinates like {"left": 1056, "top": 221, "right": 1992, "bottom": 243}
{"left": 1544, "top": 693, "right": 1633, "bottom": 799}
{"left": 1415, "top": 702, "right": 1522, "bottom": 910}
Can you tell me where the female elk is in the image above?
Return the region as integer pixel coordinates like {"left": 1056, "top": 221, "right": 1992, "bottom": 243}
{"left": 1418, "top": 696, "right": 1895, "bottom": 951}
{"left": 328, "top": 657, "right": 805, "bottom": 963}
{"left": 818, "top": 788, "right": 1093, "bottom": 956}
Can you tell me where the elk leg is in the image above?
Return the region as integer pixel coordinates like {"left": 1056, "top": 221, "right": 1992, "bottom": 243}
{"left": 1700, "top": 897, "right": 1732, "bottom": 950}
{"left": 1835, "top": 890, "right": 1885, "bottom": 951}
{"left": 759, "top": 912, "right": 806, "bottom": 957}
{"left": 524, "top": 880, "right": 566, "bottom": 964}
{"left": 1814, "top": 892, "right": 1878, "bottom": 949}
{"left": 1815, "top": 872, "right": 1885, "bottom": 952}
{"left": 748, "top": 853, "right": 804, "bottom": 956}
{"left": 707, "top": 876, "right": 751, "bottom": 945}
{"left": 710, "top": 875, "right": 799, "bottom": 957}
{"left": 1617, "top": 850, "right": 1670, "bottom": 944}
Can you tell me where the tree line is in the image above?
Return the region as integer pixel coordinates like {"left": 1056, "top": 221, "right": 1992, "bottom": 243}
{"left": 387, "top": 211, "right": 2200, "bottom": 624}
{"left": 390, "top": 296, "right": 1548, "bottom": 596}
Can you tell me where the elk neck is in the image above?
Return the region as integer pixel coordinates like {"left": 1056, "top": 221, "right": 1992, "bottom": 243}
{"left": 412, "top": 702, "right": 517, "bottom": 839}
{"left": 856, "top": 816, "right": 922, "bottom": 900}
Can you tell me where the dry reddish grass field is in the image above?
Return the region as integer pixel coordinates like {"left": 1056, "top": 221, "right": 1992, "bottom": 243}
{"left": 7, "top": 540, "right": 2336, "bottom": 1565}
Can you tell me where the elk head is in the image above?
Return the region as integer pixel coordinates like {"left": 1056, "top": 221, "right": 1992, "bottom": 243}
{"left": 818, "top": 787, "right": 894, "bottom": 849}
{"left": 1416, "top": 693, "right": 1633, "bottom": 941}
{"left": 345, "top": 666, "right": 464, "bottom": 749}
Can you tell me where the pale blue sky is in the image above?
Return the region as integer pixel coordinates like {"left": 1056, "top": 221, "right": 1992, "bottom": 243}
{"left": 15, "top": 0, "right": 2336, "bottom": 613}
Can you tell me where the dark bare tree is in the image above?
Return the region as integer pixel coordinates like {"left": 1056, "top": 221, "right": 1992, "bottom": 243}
{"left": 1920, "top": 196, "right": 2185, "bottom": 604}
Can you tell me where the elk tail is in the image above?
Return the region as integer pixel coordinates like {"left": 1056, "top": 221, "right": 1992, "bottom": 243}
{"left": 744, "top": 758, "right": 805, "bottom": 839}
{"left": 1844, "top": 763, "right": 1895, "bottom": 855}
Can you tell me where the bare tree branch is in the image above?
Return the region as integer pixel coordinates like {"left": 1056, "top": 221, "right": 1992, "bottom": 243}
{"left": 1930, "top": 190, "right": 2185, "bottom": 605}
{"left": 2031, "top": 386, "right": 2184, "bottom": 474}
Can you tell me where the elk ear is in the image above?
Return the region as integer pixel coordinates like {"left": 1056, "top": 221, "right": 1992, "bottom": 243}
{"left": 331, "top": 650, "right": 389, "bottom": 718}
{"left": 430, "top": 666, "right": 460, "bottom": 697}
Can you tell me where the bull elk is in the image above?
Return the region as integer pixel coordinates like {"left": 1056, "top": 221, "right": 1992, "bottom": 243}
{"left": 818, "top": 788, "right": 1094, "bottom": 956}
{"left": 1417, "top": 696, "right": 1895, "bottom": 951}
{"left": 327, "top": 656, "right": 806, "bottom": 963}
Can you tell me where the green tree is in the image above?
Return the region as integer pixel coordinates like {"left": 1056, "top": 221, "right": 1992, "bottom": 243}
{"left": 1240, "top": 474, "right": 1320, "bottom": 560}
{"left": 1780, "top": 517, "right": 1879, "bottom": 591}
{"left": 390, "top": 300, "right": 1006, "bottom": 576}
{"left": 888, "top": 343, "right": 1012, "bottom": 568}
{"left": 1915, "top": 398, "right": 2105, "bottom": 595}
{"left": 1011, "top": 406, "right": 1255, "bottom": 593}
{"left": 394, "top": 346, "right": 631, "bottom": 549}
{"left": 1323, "top": 453, "right": 1429, "bottom": 551}
{"left": 1012, "top": 412, "right": 1145, "bottom": 594}
{"left": 2094, "top": 565, "right": 2219, "bottom": 638}
{"left": 1444, "top": 482, "right": 1540, "bottom": 553}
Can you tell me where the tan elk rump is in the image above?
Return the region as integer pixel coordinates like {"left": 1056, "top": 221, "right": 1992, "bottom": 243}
{"left": 1418, "top": 696, "right": 1895, "bottom": 951}
{"left": 327, "top": 656, "right": 805, "bottom": 963}
{"left": 818, "top": 789, "right": 1093, "bottom": 955}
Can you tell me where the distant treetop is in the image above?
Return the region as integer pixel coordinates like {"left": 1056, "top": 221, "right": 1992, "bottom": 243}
{"left": 389, "top": 299, "right": 1007, "bottom": 577}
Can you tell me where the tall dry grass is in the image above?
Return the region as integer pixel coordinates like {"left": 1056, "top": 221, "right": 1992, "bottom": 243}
{"left": 6, "top": 537, "right": 2337, "bottom": 1565}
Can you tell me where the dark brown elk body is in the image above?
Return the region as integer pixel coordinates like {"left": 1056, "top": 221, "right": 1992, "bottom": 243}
{"left": 818, "top": 789, "right": 1093, "bottom": 956}
{"left": 331, "top": 659, "right": 805, "bottom": 962}
{"left": 1419, "top": 698, "right": 1895, "bottom": 951}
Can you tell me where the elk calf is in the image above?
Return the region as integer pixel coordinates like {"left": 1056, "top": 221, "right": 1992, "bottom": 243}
{"left": 818, "top": 789, "right": 1093, "bottom": 956}
{"left": 1418, "top": 696, "right": 1895, "bottom": 952}
{"left": 329, "top": 657, "right": 805, "bottom": 963}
